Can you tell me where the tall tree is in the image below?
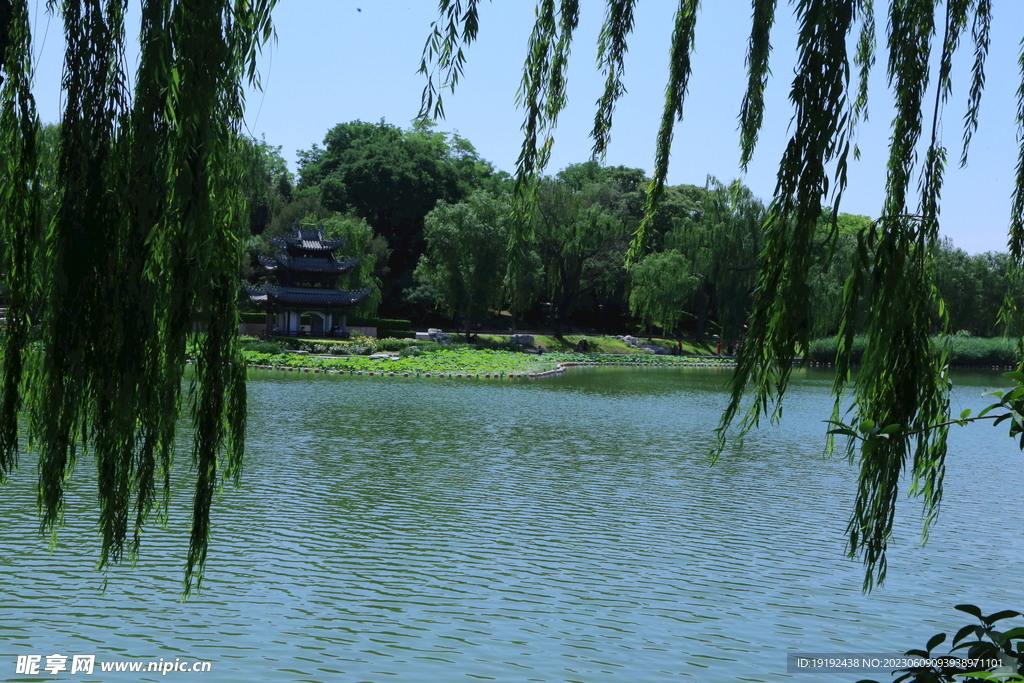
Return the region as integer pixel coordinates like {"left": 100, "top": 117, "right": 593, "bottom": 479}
{"left": 533, "top": 175, "right": 624, "bottom": 336}
{"left": 296, "top": 119, "right": 507, "bottom": 311}
{"left": 627, "top": 249, "right": 697, "bottom": 335}
{"left": 413, "top": 191, "right": 512, "bottom": 329}
{"left": 319, "top": 212, "right": 383, "bottom": 318}
{"left": 666, "top": 179, "right": 765, "bottom": 343}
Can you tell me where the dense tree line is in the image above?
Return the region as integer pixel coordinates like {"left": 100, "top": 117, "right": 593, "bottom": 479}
{"left": 28, "top": 120, "right": 1010, "bottom": 343}
{"left": 249, "top": 121, "right": 1017, "bottom": 344}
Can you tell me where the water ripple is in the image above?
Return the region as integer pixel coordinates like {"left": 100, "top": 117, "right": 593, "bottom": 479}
{"left": 1, "top": 367, "right": 1021, "bottom": 682}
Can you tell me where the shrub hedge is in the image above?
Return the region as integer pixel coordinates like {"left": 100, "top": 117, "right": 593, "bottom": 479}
{"left": 805, "top": 335, "right": 1018, "bottom": 366}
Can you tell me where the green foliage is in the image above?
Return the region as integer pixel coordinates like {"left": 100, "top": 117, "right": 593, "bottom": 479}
{"left": 242, "top": 346, "right": 732, "bottom": 375}
{"left": 632, "top": 0, "right": 698, "bottom": 259}
{"left": 806, "top": 336, "right": 1018, "bottom": 367}
{"left": 296, "top": 119, "right": 507, "bottom": 307}
{"left": 806, "top": 336, "right": 869, "bottom": 365}
{"left": 856, "top": 606, "right": 1023, "bottom": 683}
{"left": 237, "top": 136, "right": 293, "bottom": 237}
{"left": 533, "top": 173, "right": 625, "bottom": 334}
{"left": 420, "top": 0, "right": 1024, "bottom": 592}
{"left": 0, "top": 0, "right": 38, "bottom": 487}
{"left": 348, "top": 317, "right": 414, "bottom": 330}
{"left": 0, "top": 0, "right": 276, "bottom": 594}
{"left": 414, "top": 190, "right": 512, "bottom": 327}
{"left": 934, "top": 242, "right": 1022, "bottom": 337}
{"left": 807, "top": 227, "right": 863, "bottom": 338}
{"left": 272, "top": 336, "right": 368, "bottom": 355}
{"left": 318, "top": 212, "right": 382, "bottom": 316}
{"left": 374, "top": 338, "right": 420, "bottom": 351}
{"left": 238, "top": 339, "right": 286, "bottom": 355}
{"left": 665, "top": 178, "right": 766, "bottom": 341}
{"left": 627, "top": 249, "right": 696, "bottom": 334}
{"left": 399, "top": 345, "right": 424, "bottom": 357}
{"left": 945, "top": 337, "right": 1018, "bottom": 366}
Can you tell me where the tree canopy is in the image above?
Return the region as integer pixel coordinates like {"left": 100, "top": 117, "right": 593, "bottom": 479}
{"left": 296, "top": 119, "right": 509, "bottom": 311}
{"left": 414, "top": 191, "right": 512, "bottom": 329}
{"left": 420, "top": 0, "right": 1024, "bottom": 590}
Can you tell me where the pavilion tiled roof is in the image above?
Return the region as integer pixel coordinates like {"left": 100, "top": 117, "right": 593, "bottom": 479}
{"left": 271, "top": 227, "right": 347, "bottom": 252}
{"left": 247, "top": 285, "right": 371, "bottom": 307}
{"left": 258, "top": 253, "right": 359, "bottom": 273}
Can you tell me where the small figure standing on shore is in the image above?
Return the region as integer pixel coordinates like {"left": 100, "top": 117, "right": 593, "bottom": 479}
{"left": 716, "top": 341, "right": 722, "bottom": 356}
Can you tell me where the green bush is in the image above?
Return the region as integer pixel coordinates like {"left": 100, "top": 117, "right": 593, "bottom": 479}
{"left": 945, "top": 336, "right": 1017, "bottom": 366}
{"left": 375, "top": 338, "right": 420, "bottom": 351}
{"left": 805, "top": 336, "right": 868, "bottom": 364}
{"left": 473, "top": 336, "right": 528, "bottom": 352}
{"left": 239, "top": 339, "right": 285, "bottom": 354}
{"left": 805, "top": 335, "right": 1018, "bottom": 366}
{"left": 271, "top": 337, "right": 363, "bottom": 355}
{"left": 858, "top": 604, "right": 1023, "bottom": 683}
{"left": 240, "top": 312, "right": 266, "bottom": 324}
{"left": 399, "top": 345, "right": 423, "bottom": 358}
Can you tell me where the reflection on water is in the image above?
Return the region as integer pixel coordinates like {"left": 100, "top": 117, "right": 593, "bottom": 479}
{"left": 1, "top": 366, "right": 1022, "bottom": 682}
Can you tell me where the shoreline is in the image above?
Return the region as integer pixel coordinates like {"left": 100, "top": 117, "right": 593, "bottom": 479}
{"left": 230, "top": 349, "right": 739, "bottom": 379}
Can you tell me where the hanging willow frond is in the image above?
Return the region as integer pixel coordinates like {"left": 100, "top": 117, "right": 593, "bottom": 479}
{"left": 853, "top": 0, "right": 875, "bottom": 128}
{"left": 628, "top": 0, "right": 698, "bottom": 261}
{"left": 0, "top": 0, "right": 274, "bottom": 596}
{"left": 961, "top": 0, "right": 990, "bottom": 166}
{"left": 418, "top": 0, "right": 484, "bottom": 121}
{"left": 1013, "top": 41, "right": 1024, "bottom": 264}
{"left": 414, "top": 0, "right": 1017, "bottom": 592}
{"left": 0, "top": 0, "right": 38, "bottom": 484}
{"left": 0, "top": 1, "right": 14, "bottom": 84}
{"left": 591, "top": 0, "right": 636, "bottom": 160}
{"left": 738, "top": 0, "right": 777, "bottom": 171}
{"left": 515, "top": 0, "right": 579, "bottom": 187}
{"left": 717, "top": 0, "right": 858, "bottom": 448}
{"left": 33, "top": 0, "right": 132, "bottom": 552}
{"left": 1005, "top": 26, "right": 1024, "bottom": 335}
{"left": 159, "top": 0, "right": 263, "bottom": 594}
{"left": 838, "top": 0, "right": 963, "bottom": 591}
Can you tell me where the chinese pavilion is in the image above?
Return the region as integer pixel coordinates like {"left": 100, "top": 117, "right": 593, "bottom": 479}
{"left": 246, "top": 224, "right": 370, "bottom": 336}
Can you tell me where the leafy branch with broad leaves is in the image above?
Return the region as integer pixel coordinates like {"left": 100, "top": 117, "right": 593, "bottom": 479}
{"left": 856, "top": 605, "right": 1024, "bottom": 683}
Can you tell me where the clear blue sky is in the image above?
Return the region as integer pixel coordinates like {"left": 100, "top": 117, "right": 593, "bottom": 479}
{"left": 26, "top": 1, "right": 1024, "bottom": 254}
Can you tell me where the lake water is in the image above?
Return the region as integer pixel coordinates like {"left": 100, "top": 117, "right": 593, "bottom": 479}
{"left": 2, "top": 366, "right": 1023, "bottom": 682}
